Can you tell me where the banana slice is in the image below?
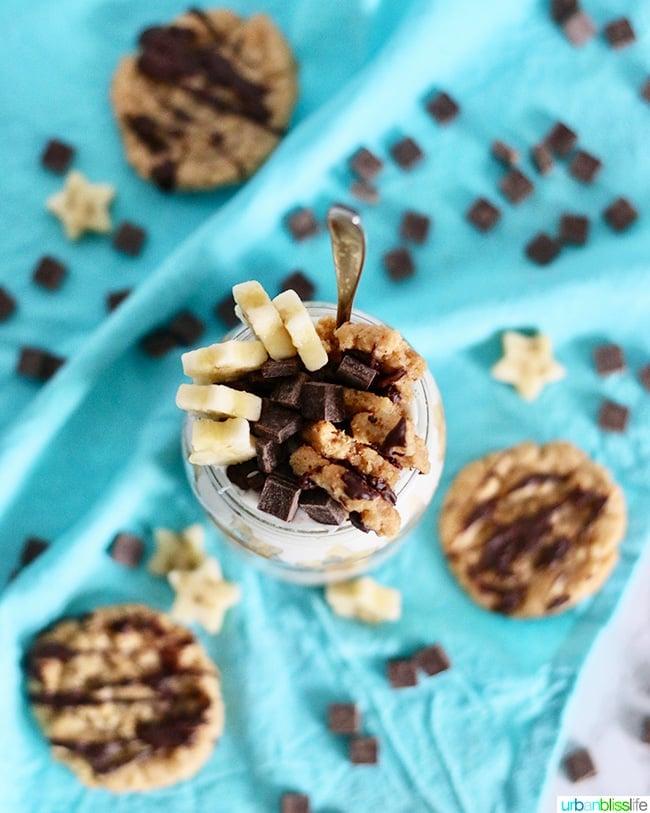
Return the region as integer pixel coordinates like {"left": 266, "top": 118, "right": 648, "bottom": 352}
{"left": 325, "top": 577, "right": 402, "bottom": 624}
{"left": 272, "top": 289, "right": 328, "bottom": 371}
{"left": 189, "top": 417, "right": 256, "bottom": 466}
{"left": 176, "top": 383, "right": 262, "bottom": 421}
{"left": 232, "top": 280, "right": 296, "bottom": 360}
{"left": 181, "top": 340, "right": 267, "bottom": 382}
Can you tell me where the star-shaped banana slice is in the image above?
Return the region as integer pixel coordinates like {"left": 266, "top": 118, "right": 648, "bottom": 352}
{"left": 148, "top": 524, "right": 207, "bottom": 576}
{"left": 46, "top": 170, "right": 115, "bottom": 240}
{"left": 491, "top": 330, "right": 566, "bottom": 401}
{"left": 325, "top": 577, "right": 401, "bottom": 624}
{"left": 168, "top": 558, "right": 241, "bottom": 634}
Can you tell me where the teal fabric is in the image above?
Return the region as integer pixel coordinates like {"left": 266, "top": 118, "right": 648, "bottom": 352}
{"left": 1, "top": 1, "right": 649, "bottom": 810}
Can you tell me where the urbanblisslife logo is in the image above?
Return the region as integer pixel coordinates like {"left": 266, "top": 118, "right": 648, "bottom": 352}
{"left": 557, "top": 798, "right": 650, "bottom": 812}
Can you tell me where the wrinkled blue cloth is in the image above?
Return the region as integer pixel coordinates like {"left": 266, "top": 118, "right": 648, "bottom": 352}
{"left": 1, "top": 1, "right": 649, "bottom": 811}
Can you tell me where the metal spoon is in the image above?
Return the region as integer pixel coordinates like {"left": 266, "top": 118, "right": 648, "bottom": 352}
{"left": 327, "top": 204, "right": 366, "bottom": 327}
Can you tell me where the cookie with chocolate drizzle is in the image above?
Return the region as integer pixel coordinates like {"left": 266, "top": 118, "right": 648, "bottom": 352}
{"left": 111, "top": 8, "right": 298, "bottom": 190}
{"left": 439, "top": 441, "right": 626, "bottom": 617}
{"left": 26, "top": 604, "right": 223, "bottom": 791}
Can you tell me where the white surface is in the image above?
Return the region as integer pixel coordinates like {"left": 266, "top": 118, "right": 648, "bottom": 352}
{"left": 542, "top": 547, "right": 650, "bottom": 810}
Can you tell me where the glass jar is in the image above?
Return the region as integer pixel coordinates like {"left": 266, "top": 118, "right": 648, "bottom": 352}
{"left": 182, "top": 303, "right": 445, "bottom": 585}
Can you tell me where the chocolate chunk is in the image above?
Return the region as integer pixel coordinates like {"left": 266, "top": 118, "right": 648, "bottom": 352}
{"left": 261, "top": 357, "right": 303, "bottom": 379}
{"left": 499, "top": 169, "right": 534, "bottom": 204}
{"left": 383, "top": 247, "right": 415, "bottom": 281}
{"left": 642, "top": 717, "right": 650, "bottom": 744}
{"left": 349, "top": 735, "right": 379, "bottom": 765}
{"left": 342, "top": 470, "right": 376, "bottom": 501}
{"left": 603, "top": 197, "right": 638, "bottom": 232}
{"left": 564, "top": 747, "right": 597, "bottom": 782}
{"left": 349, "top": 147, "right": 383, "bottom": 182}
{"left": 400, "top": 211, "right": 431, "bottom": 244}
{"left": 214, "top": 293, "right": 239, "bottom": 329}
{"left": 336, "top": 354, "right": 377, "bottom": 390}
{"left": 534, "top": 536, "right": 571, "bottom": 569}
{"left": 257, "top": 474, "right": 301, "bottom": 522}
{"left": 256, "top": 402, "right": 303, "bottom": 443}
{"left": 112, "top": 222, "right": 147, "bottom": 256}
{"left": 300, "top": 489, "right": 346, "bottom": 525}
{"left": 551, "top": 0, "right": 578, "bottom": 23}
{"left": 281, "top": 794, "right": 310, "bottom": 813}
{"left": 151, "top": 159, "right": 177, "bottom": 191}
{"left": 604, "top": 17, "right": 636, "bottom": 49}
{"left": 20, "top": 537, "right": 49, "bottom": 567}
{"left": 106, "top": 288, "right": 132, "bottom": 312}
{"left": 559, "top": 214, "right": 589, "bottom": 245}
{"left": 598, "top": 399, "right": 629, "bottom": 432}
{"left": 639, "top": 364, "right": 650, "bottom": 391}
{"left": 140, "top": 329, "right": 177, "bottom": 358}
{"left": 642, "top": 78, "right": 650, "bottom": 103}
{"left": 33, "top": 256, "right": 67, "bottom": 291}
{"left": 125, "top": 114, "right": 167, "bottom": 153}
{"left": 41, "top": 139, "right": 75, "bottom": 173}
{"left": 531, "top": 143, "right": 553, "bottom": 175}
{"left": 348, "top": 511, "right": 371, "bottom": 533}
{"left": 545, "top": 122, "right": 578, "bottom": 157}
{"left": 466, "top": 197, "right": 501, "bottom": 232}
{"left": 16, "top": 347, "right": 65, "bottom": 381}
{"left": 415, "top": 644, "right": 451, "bottom": 676}
{"left": 562, "top": 11, "right": 596, "bottom": 47}
{"left": 271, "top": 374, "right": 306, "bottom": 409}
{"left": 387, "top": 658, "right": 417, "bottom": 689}
{"left": 280, "top": 271, "right": 316, "bottom": 302}
{"left": 255, "top": 437, "right": 284, "bottom": 474}
{"left": 285, "top": 208, "right": 319, "bottom": 241}
{"left": 382, "top": 417, "right": 407, "bottom": 455}
{"left": 109, "top": 532, "right": 145, "bottom": 568}
{"left": 491, "top": 140, "right": 519, "bottom": 167}
{"left": 389, "top": 137, "right": 424, "bottom": 170}
{"left": 426, "top": 91, "right": 460, "bottom": 125}
{"left": 593, "top": 344, "right": 626, "bottom": 376}
{"left": 227, "top": 459, "right": 265, "bottom": 491}
{"left": 168, "top": 311, "right": 205, "bottom": 346}
{"left": 328, "top": 702, "right": 360, "bottom": 734}
{"left": 0, "top": 287, "right": 16, "bottom": 321}
{"left": 525, "top": 233, "right": 561, "bottom": 265}
{"left": 568, "top": 150, "right": 601, "bottom": 184}
{"left": 350, "top": 180, "right": 379, "bottom": 205}
{"left": 300, "top": 382, "right": 345, "bottom": 422}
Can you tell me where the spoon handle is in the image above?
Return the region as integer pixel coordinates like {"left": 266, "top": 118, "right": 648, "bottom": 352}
{"left": 327, "top": 204, "right": 366, "bottom": 327}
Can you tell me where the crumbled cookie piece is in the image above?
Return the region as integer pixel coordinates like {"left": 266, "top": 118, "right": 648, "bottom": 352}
{"left": 349, "top": 413, "right": 430, "bottom": 474}
{"left": 169, "top": 557, "right": 240, "bottom": 634}
{"left": 148, "top": 524, "right": 206, "bottom": 575}
{"left": 46, "top": 171, "right": 115, "bottom": 240}
{"left": 491, "top": 330, "right": 565, "bottom": 400}
{"left": 325, "top": 577, "right": 401, "bottom": 623}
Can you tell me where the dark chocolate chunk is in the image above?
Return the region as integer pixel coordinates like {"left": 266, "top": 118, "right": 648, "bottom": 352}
{"left": 301, "top": 382, "right": 345, "bottom": 422}
{"left": 593, "top": 344, "right": 625, "bottom": 376}
{"left": 226, "top": 459, "right": 265, "bottom": 491}
{"left": 106, "top": 288, "right": 132, "bottom": 312}
{"left": 564, "top": 747, "right": 597, "bottom": 782}
{"left": 350, "top": 180, "right": 379, "bottom": 205}
{"left": 255, "top": 402, "right": 303, "bottom": 444}
{"left": 387, "top": 658, "right": 417, "bottom": 689}
{"left": 16, "top": 347, "right": 65, "bottom": 381}
{"left": 551, "top": 0, "right": 578, "bottom": 23}
{"left": 151, "top": 159, "right": 177, "bottom": 191}
{"left": 328, "top": 702, "right": 360, "bottom": 734}
{"left": 531, "top": 143, "right": 553, "bottom": 175}
{"left": 336, "top": 354, "right": 377, "bottom": 390}
{"left": 214, "top": 293, "right": 239, "bottom": 329}
{"left": 285, "top": 208, "right": 319, "bottom": 241}
{"left": 112, "top": 222, "right": 147, "bottom": 256}
{"left": 140, "top": 329, "right": 177, "bottom": 358}
{"left": 20, "top": 537, "right": 49, "bottom": 567}
{"left": 598, "top": 399, "right": 629, "bottom": 432}
{"left": 568, "top": 150, "right": 601, "bottom": 184}
{"left": 604, "top": 17, "right": 636, "bottom": 49}
{"left": 562, "top": 11, "right": 596, "bottom": 47}
{"left": 281, "top": 794, "right": 310, "bottom": 813}
{"left": 257, "top": 474, "right": 301, "bottom": 522}
{"left": 255, "top": 437, "right": 284, "bottom": 474}
{"left": 299, "top": 489, "right": 346, "bottom": 525}
{"left": 342, "top": 470, "right": 376, "bottom": 501}
{"left": 491, "top": 139, "right": 519, "bottom": 167}
{"left": 0, "top": 287, "right": 16, "bottom": 321}
{"left": 545, "top": 122, "right": 578, "bottom": 157}
{"left": 349, "top": 735, "right": 379, "bottom": 765}
{"left": 383, "top": 247, "right": 415, "bottom": 281}
{"left": 499, "top": 169, "right": 534, "bottom": 204}
{"left": 109, "top": 532, "right": 145, "bottom": 568}
{"left": 33, "top": 256, "right": 67, "bottom": 291}
{"left": 426, "top": 91, "right": 460, "bottom": 125}
{"left": 271, "top": 374, "right": 306, "bottom": 410}
{"left": 642, "top": 717, "right": 650, "bottom": 744}
{"left": 400, "top": 211, "right": 431, "bottom": 244}
{"left": 168, "top": 311, "right": 205, "bottom": 346}
{"left": 639, "top": 364, "right": 650, "bottom": 392}
{"left": 466, "top": 198, "right": 501, "bottom": 232}
{"left": 415, "top": 644, "right": 451, "bottom": 676}
{"left": 389, "top": 137, "right": 424, "bottom": 170}
{"left": 280, "top": 271, "right": 316, "bottom": 302}
{"left": 642, "top": 78, "right": 650, "bottom": 103}
{"left": 41, "top": 139, "right": 75, "bottom": 173}
{"left": 525, "top": 233, "right": 561, "bottom": 265}
{"left": 261, "top": 357, "right": 303, "bottom": 379}
{"left": 603, "top": 197, "right": 638, "bottom": 232}
{"left": 348, "top": 511, "right": 371, "bottom": 533}
{"left": 559, "top": 214, "right": 589, "bottom": 245}
{"left": 349, "top": 147, "right": 383, "bottom": 182}
{"left": 383, "top": 418, "right": 408, "bottom": 458}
